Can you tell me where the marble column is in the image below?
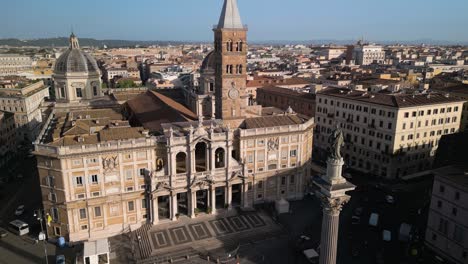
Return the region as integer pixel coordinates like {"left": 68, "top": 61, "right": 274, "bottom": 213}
{"left": 170, "top": 193, "right": 178, "bottom": 221}
{"left": 188, "top": 190, "right": 196, "bottom": 218}
{"left": 210, "top": 186, "right": 216, "bottom": 214}
{"left": 226, "top": 185, "right": 232, "bottom": 209}
{"left": 319, "top": 198, "right": 347, "bottom": 264}
{"left": 241, "top": 182, "right": 249, "bottom": 208}
{"left": 152, "top": 197, "right": 159, "bottom": 225}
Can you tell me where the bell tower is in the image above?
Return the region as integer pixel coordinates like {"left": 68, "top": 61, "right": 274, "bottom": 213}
{"left": 213, "top": 0, "right": 248, "bottom": 120}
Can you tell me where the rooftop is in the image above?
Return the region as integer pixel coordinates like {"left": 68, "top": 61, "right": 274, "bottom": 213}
{"left": 258, "top": 86, "right": 316, "bottom": 100}
{"left": 40, "top": 108, "right": 148, "bottom": 147}
{"left": 243, "top": 115, "right": 306, "bottom": 129}
{"left": 126, "top": 90, "right": 197, "bottom": 132}
{"left": 433, "top": 165, "right": 468, "bottom": 192}
{"left": 216, "top": 0, "right": 245, "bottom": 30}
{"left": 247, "top": 77, "right": 311, "bottom": 88}
{"left": 318, "top": 87, "right": 466, "bottom": 108}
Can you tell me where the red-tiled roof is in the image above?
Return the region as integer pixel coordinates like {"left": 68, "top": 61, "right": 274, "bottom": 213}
{"left": 126, "top": 90, "right": 197, "bottom": 132}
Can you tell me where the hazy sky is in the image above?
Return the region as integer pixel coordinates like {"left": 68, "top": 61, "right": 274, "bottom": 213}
{"left": 2, "top": 0, "right": 468, "bottom": 42}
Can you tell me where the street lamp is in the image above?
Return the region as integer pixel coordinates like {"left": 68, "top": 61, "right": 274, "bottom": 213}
{"left": 34, "top": 210, "right": 49, "bottom": 264}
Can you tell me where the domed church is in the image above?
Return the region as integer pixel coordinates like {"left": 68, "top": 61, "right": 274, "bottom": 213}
{"left": 53, "top": 33, "right": 102, "bottom": 103}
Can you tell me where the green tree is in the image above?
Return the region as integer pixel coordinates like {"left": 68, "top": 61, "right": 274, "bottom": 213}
{"left": 116, "top": 80, "right": 136, "bottom": 88}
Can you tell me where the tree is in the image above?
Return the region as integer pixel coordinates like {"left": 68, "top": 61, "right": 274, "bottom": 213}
{"left": 116, "top": 79, "right": 136, "bottom": 88}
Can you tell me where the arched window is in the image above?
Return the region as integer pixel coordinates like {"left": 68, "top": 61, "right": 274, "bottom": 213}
{"left": 236, "top": 40, "right": 243, "bottom": 52}
{"left": 215, "top": 148, "right": 225, "bottom": 168}
{"left": 195, "top": 142, "right": 208, "bottom": 172}
{"left": 176, "top": 152, "right": 187, "bottom": 173}
{"left": 227, "top": 40, "right": 233, "bottom": 52}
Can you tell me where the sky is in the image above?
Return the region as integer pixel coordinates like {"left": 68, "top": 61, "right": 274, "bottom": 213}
{"left": 1, "top": 0, "right": 468, "bottom": 42}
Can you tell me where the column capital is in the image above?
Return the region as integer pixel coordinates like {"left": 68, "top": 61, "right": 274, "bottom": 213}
{"left": 320, "top": 195, "right": 350, "bottom": 215}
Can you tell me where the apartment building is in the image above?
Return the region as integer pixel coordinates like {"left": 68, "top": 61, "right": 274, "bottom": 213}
{"left": 347, "top": 42, "right": 386, "bottom": 65}
{"left": 0, "top": 54, "right": 33, "bottom": 76}
{"left": 425, "top": 165, "right": 468, "bottom": 264}
{"left": 0, "top": 111, "right": 16, "bottom": 168}
{"left": 314, "top": 87, "right": 465, "bottom": 179}
{"left": 0, "top": 80, "right": 49, "bottom": 142}
{"left": 257, "top": 86, "right": 316, "bottom": 117}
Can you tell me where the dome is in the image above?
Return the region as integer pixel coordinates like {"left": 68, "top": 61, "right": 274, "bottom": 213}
{"left": 201, "top": 51, "right": 216, "bottom": 73}
{"left": 54, "top": 34, "right": 100, "bottom": 75}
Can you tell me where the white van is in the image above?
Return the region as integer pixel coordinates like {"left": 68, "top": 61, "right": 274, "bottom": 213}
{"left": 9, "top": 220, "right": 29, "bottom": 236}
{"left": 369, "top": 213, "right": 379, "bottom": 227}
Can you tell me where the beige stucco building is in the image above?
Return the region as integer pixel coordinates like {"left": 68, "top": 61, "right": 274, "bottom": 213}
{"left": 425, "top": 165, "right": 468, "bottom": 264}
{"left": 314, "top": 87, "right": 465, "bottom": 179}
{"left": 0, "top": 80, "right": 49, "bottom": 142}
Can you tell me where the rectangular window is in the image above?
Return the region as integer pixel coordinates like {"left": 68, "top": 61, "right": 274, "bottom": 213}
{"left": 257, "top": 152, "right": 265, "bottom": 162}
{"left": 258, "top": 181, "right": 263, "bottom": 189}
{"left": 139, "top": 168, "right": 146, "bottom": 177}
{"left": 79, "top": 208, "right": 87, "bottom": 219}
{"left": 75, "top": 176, "right": 83, "bottom": 186}
{"left": 142, "top": 199, "right": 147, "bottom": 209}
{"left": 76, "top": 88, "right": 83, "bottom": 98}
{"left": 290, "top": 150, "right": 297, "bottom": 157}
{"left": 54, "top": 226, "right": 61, "bottom": 236}
{"left": 94, "top": 207, "right": 102, "bottom": 217}
{"left": 125, "top": 170, "right": 132, "bottom": 180}
{"left": 128, "top": 201, "right": 135, "bottom": 212}
{"left": 281, "top": 177, "right": 286, "bottom": 185}
{"left": 93, "top": 86, "right": 98, "bottom": 96}
{"left": 90, "top": 174, "right": 98, "bottom": 184}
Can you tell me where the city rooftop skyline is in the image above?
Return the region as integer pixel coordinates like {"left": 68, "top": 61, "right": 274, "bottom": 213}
{"left": 2, "top": 0, "right": 468, "bottom": 43}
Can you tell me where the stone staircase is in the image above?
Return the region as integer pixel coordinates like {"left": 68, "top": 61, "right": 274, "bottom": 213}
{"left": 134, "top": 223, "right": 153, "bottom": 260}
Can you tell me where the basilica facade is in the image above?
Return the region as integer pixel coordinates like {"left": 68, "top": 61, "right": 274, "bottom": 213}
{"left": 35, "top": 0, "right": 315, "bottom": 242}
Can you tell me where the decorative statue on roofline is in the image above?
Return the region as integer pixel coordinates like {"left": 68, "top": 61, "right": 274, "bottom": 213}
{"left": 328, "top": 124, "right": 344, "bottom": 160}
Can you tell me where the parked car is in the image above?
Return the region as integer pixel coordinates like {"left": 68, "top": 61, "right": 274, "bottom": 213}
{"left": 14, "top": 205, "right": 25, "bottom": 216}
{"left": 382, "top": 230, "right": 392, "bottom": 241}
{"left": 385, "top": 195, "right": 395, "bottom": 204}
{"left": 369, "top": 213, "right": 379, "bottom": 227}
{"left": 303, "top": 248, "right": 319, "bottom": 263}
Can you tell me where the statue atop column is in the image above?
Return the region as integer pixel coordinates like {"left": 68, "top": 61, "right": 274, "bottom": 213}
{"left": 328, "top": 125, "right": 344, "bottom": 160}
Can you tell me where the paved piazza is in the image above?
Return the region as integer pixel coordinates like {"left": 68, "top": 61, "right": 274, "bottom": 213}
{"left": 140, "top": 210, "right": 280, "bottom": 259}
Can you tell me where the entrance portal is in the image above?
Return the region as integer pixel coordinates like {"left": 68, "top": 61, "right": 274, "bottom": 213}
{"left": 215, "top": 187, "right": 225, "bottom": 209}
{"left": 177, "top": 193, "right": 188, "bottom": 216}
{"left": 232, "top": 184, "right": 242, "bottom": 207}
{"left": 196, "top": 190, "right": 208, "bottom": 212}
{"left": 158, "top": 196, "right": 170, "bottom": 220}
